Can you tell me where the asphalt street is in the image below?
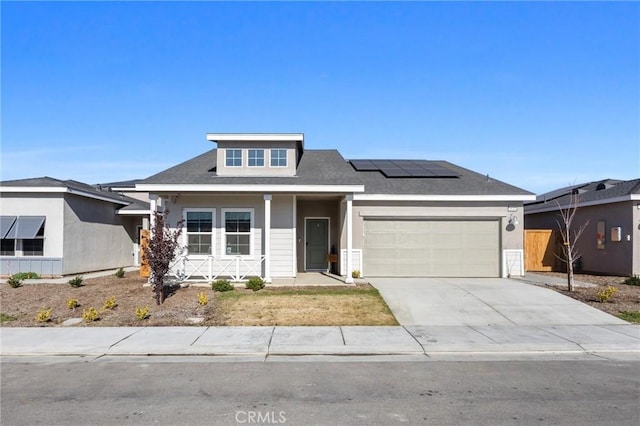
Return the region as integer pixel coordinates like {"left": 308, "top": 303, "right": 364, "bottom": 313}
{"left": 1, "top": 359, "right": 638, "bottom": 425}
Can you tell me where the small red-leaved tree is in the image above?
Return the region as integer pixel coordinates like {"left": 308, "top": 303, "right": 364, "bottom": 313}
{"left": 144, "top": 210, "right": 184, "bottom": 305}
{"left": 556, "top": 192, "right": 589, "bottom": 292}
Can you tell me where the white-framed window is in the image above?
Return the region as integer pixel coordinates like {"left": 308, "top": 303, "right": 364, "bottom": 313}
{"left": 248, "top": 149, "right": 265, "bottom": 167}
{"left": 222, "top": 208, "right": 253, "bottom": 257}
{"left": 225, "top": 149, "right": 242, "bottom": 167}
{"left": 184, "top": 209, "right": 215, "bottom": 256}
{"left": 270, "top": 149, "right": 287, "bottom": 167}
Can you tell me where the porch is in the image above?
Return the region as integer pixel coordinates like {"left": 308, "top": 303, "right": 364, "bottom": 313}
{"left": 156, "top": 192, "right": 357, "bottom": 285}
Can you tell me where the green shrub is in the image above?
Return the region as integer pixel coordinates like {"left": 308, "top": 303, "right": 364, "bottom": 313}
{"left": 7, "top": 276, "right": 22, "bottom": 288}
{"left": 245, "top": 277, "right": 265, "bottom": 292}
{"left": 115, "top": 267, "right": 126, "bottom": 278}
{"left": 212, "top": 279, "right": 234, "bottom": 292}
{"left": 624, "top": 275, "right": 640, "bottom": 286}
{"left": 12, "top": 272, "right": 40, "bottom": 280}
{"left": 68, "top": 276, "right": 84, "bottom": 288}
{"left": 352, "top": 270, "right": 361, "bottom": 279}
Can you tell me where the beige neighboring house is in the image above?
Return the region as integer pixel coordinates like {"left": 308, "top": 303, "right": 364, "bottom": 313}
{"left": 524, "top": 179, "right": 640, "bottom": 276}
{"left": 136, "top": 133, "right": 534, "bottom": 283}
{"left": 0, "top": 177, "right": 150, "bottom": 276}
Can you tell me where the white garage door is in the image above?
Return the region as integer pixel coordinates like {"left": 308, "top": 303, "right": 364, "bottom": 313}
{"left": 363, "top": 219, "right": 500, "bottom": 277}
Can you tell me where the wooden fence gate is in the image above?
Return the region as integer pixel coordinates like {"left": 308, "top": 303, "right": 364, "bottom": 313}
{"left": 139, "top": 229, "right": 150, "bottom": 278}
{"left": 524, "top": 229, "right": 558, "bottom": 272}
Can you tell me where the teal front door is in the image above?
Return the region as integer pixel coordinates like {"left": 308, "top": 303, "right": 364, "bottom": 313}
{"left": 305, "top": 218, "right": 329, "bottom": 271}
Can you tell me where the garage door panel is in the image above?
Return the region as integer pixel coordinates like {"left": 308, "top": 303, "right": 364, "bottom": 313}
{"left": 363, "top": 219, "right": 499, "bottom": 277}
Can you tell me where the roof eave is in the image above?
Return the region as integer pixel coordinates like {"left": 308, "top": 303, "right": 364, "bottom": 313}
{"left": 136, "top": 183, "right": 365, "bottom": 193}
{"left": 525, "top": 194, "right": 639, "bottom": 214}
{"left": 354, "top": 194, "right": 536, "bottom": 202}
{"left": 1, "top": 186, "right": 130, "bottom": 205}
{"left": 117, "top": 209, "right": 151, "bottom": 216}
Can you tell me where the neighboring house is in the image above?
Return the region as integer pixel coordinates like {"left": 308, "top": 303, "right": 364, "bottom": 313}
{"left": 0, "top": 177, "right": 150, "bottom": 276}
{"left": 136, "top": 133, "right": 534, "bottom": 283}
{"left": 524, "top": 179, "right": 640, "bottom": 276}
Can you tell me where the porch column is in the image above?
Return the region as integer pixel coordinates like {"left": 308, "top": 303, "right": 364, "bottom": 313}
{"left": 264, "top": 194, "right": 272, "bottom": 283}
{"left": 345, "top": 194, "right": 354, "bottom": 284}
{"left": 149, "top": 194, "right": 158, "bottom": 229}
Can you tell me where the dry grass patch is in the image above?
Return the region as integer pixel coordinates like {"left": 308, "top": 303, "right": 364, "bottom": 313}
{"left": 216, "top": 286, "right": 398, "bottom": 326}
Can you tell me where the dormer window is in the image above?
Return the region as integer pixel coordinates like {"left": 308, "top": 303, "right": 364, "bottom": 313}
{"left": 248, "top": 149, "right": 265, "bottom": 167}
{"left": 271, "top": 149, "right": 287, "bottom": 167}
{"left": 225, "top": 149, "right": 242, "bottom": 167}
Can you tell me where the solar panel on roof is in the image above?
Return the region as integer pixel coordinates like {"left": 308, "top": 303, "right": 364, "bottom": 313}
{"left": 349, "top": 159, "right": 461, "bottom": 178}
{"left": 350, "top": 160, "right": 379, "bottom": 171}
{"left": 381, "top": 169, "right": 412, "bottom": 178}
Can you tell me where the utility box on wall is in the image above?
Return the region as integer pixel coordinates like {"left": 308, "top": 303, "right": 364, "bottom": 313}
{"left": 610, "top": 227, "right": 622, "bottom": 242}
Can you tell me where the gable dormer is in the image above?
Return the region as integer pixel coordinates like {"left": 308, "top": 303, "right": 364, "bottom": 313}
{"left": 207, "top": 133, "right": 303, "bottom": 177}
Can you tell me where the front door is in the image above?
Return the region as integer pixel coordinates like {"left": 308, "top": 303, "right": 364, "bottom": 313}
{"left": 305, "top": 218, "right": 329, "bottom": 271}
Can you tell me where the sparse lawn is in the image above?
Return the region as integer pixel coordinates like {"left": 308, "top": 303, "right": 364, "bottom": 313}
{"left": 0, "top": 272, "right": 397, "bottom": 327}
{"left": 617, "top": 311, "right": 640, "bottom": 324}
{"left": 0, "top": 313, "right": 17, "bottom": 324}
{"left": 217, "top": 287, "right": 398, "bottom": 326}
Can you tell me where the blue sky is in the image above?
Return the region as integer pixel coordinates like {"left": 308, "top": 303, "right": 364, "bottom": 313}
{"left": 2, "top": 1, "right": 638, "bottom": 194}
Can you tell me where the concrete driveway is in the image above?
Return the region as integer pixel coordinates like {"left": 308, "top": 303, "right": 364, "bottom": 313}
{"left": 370, "top": 278, "right": 629, "bottom": 326}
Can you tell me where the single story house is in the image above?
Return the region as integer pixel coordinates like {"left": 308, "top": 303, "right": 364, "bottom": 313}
{"left": 0, "top": 177, "right": 150, "bottom": 276}
{"left": 136, "top": 133, "right": 534, "bottom": 283}
{"left": 524, "top": 178, "right": 640, "bottom": 276}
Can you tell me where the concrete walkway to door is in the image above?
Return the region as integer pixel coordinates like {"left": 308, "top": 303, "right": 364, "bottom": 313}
{"left": 370, "top": 278, "right": 628, "bottom": 326}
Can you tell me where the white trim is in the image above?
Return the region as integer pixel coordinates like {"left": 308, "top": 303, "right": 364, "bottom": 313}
{"left": 340, "top": 249, "right": 363, "bottom": 277}
{"left": 304, "top": 217, "right": 330, "bottom": 272}
{"left": 224, "top": 148, "right": 243, "bottom": 167}
{"left": 269, "top": 149, "right": 288, "bottom": 168}
{"left": 134, "top": 225, "right": 143, "bottom": 266}
{"left": 292, "top": 195, "right": 297, "bottom": 277}
{"left": 221, "top": 208, "right": 255, "bottom": 259}
{"left": 503, "top": 249, "right": 525, "bottom": 278}
{"left": 183, "top": 208, "right": 216, "bottom": 258}
{"left": 525, "top": 195, "right": 640, "bottom": 214}
{"left": 263, "top": 195, "right": 271, "bottom": 283}
{"left": 149, "top": 197, "right": 158, "bottom": 230}
{"left": 207, "top": 133, "right": 304, "bottom": 142}
{"left": 0, "top": 186, "right": 130, "bottom": 205}
{"left": 117, "top": 209, "right": 151, "bottom": 216}
{"left": 107, "top": 186, "right": 137, "bottom": 191}
{"left": 0, "top": 187, "right": 68, "bottom": 193}
{"left": 345, "top": 194, "right": 354, "bottom": 284}
{"left": 248, "top": 149, "right": 266, "bottom": 168}
{"left": 354, "top": 193, "right": 536, "bottom": 202}
{"left": 136, "top": 184, "right": 365, "bottom": 193}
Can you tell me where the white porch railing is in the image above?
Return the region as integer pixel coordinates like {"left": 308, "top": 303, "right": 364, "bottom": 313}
{"left": 168, "top": 254, "right": 266, "bottom": 282}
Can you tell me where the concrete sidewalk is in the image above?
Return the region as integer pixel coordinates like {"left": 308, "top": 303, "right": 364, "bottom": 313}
{"left": 1, "top": 325, "right": 638, "bottom": 361}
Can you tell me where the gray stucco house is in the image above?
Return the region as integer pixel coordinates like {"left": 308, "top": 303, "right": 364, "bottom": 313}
{"left": 0, "top": 177, "right": 149, "bottom": 276}
{"left": 136, "top": 133, "right": 534, "bottom": 283}
{"left": 524, "top": 179, "right": 640, "bottom": 276}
